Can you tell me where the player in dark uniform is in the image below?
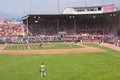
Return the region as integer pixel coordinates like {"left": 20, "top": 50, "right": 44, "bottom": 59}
{"left": 39, "top": 36, "right": 43, "bottom": 48}
{"left": 39, "top": 42, "right": 42, "bottom": 48}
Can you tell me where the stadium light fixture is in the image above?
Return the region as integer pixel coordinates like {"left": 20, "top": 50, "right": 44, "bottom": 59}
{"left": 93, "top": 15, "right": 96, "bottom": 18}
{"left": 69, "top": 16, "right": 75, "bottom": 19}
{"left": 109, "top": 14, "right": 116, "bottom": 17}
{"left": 73, "top": 16, "right": 75, "bottom": 18}
{"left": 38, "top": 16, "right": 41, "bottom": 19}
{"left": 110, "top": 14, "right": 113, "bottom": 16}
{"left": 35, "top": 20, "right": 38, "bottom": 23}
{"left": 113, "top": 14, "right": 116, "bottom": 16}
{"left": 34, "top": 16, "right": 36, "bottom": 19}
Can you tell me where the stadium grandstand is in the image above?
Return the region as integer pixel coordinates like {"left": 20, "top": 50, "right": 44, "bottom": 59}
{"left": 0, "top": 4, "right": 119, "bottom": 46}
{"left": 0, "top": 18, "right": 28, "bottom": 43}
{"left": 22, "top": 4, "right": 120, "bottom": 46}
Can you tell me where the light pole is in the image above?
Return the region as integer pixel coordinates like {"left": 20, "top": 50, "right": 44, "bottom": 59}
{"left": 101, "top": 0, "right": 104, "bottom": 6}
{"left": 29, "top": 0, "right": 31, "bottom": 13}
{"left": 85, "top": 0, "right": 86, "bottom": 8}
{"left": 58, "top": 0, "right": 60, "bottom": 14}
{"left": 57, "top": 0, "right": 60, "bottom": 35}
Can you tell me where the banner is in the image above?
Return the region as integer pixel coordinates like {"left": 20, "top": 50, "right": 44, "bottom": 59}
{"left": 103, "top": 5, "right": 115, "bottom": 13}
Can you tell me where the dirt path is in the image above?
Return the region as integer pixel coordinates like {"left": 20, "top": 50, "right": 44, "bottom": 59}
{"left": 102, "top": 43, "right": 120, "bottom": 51}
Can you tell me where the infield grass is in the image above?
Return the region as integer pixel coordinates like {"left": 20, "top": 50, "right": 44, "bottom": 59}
{"left": 0, "top": 43, "right": 120, "bottom": 80}
{"left": 4, "top": 43, "right": 82, "bottom": 50}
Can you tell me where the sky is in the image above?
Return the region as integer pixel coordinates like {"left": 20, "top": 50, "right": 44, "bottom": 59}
{"left": 0, "top": 0, "right": 120, "bottom": 18}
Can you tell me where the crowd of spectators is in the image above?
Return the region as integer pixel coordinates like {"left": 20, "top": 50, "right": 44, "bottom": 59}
{"left": 28, "top": 22, "right": 120, "bottom": 46}
{"left": 0, "top": 21, "right": 119, "bottom": 46}
{"left": 0, "top": 23, "right": 30, "bottom": 43}
{"left": 29, "top": 24, "right": 57, "bottom": 36}
{"left": 0, "top": 24, "right": 27, "bottom": 37}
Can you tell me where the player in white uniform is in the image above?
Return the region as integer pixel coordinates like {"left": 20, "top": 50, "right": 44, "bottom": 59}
{"left": 40, "top": 63, "right": 46, "bottom": 77}
{"left": 69, "top": 44, "right": 72, "bottom": 49}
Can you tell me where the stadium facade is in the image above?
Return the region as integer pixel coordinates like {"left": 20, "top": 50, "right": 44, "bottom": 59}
{"left": 23, "top": 4, "right": 120, "bottom": 37}
{"left": 62, "top": 4, "right": 117, "bottom": 14}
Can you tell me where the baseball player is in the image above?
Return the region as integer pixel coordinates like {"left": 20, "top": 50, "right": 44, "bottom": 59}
{"left": 69, "top": 44, "right": 72, "bottom": 49}
{"left": 39, "top": 42, "right": 42, "bottom": 48}
{"left": 40, "top": 63, "right": 46, "bottom": 77}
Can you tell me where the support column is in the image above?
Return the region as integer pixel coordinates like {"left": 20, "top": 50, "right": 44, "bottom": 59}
{"left": 57, "top": 17, "right": 59, "bottom": 35}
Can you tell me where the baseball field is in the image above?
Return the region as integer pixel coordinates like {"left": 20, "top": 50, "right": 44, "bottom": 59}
{"left": 0, "top": 42, "right": 120, "bottom": 80}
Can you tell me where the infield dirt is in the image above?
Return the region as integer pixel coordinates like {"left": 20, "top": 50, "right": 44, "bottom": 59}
{"left": 0, "top": 43, "right": 106, "bottom": 54}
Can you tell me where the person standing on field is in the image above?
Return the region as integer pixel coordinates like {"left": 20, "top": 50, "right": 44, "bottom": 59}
{"left": 40, "top": 63, "right": 46, "bottom": 77}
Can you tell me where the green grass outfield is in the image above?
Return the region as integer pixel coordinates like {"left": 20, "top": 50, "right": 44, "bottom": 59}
{"left": 4, "top": 43, "right": 82, "bottom": 50}
{"left": 0, "top": 43, "right": 120, "bottom": 80}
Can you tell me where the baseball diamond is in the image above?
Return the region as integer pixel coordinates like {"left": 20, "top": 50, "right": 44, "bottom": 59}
{"left": 0, "top": 3, "right": 120, "bottom": 80}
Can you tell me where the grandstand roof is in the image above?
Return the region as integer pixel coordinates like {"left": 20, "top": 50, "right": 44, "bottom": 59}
{"left": 64, "top": 4, "right": 116, "bottom": 9}
{"left": 23, "top": 10, "right": 120, "bottom": 20}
